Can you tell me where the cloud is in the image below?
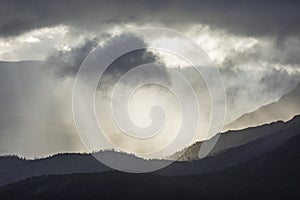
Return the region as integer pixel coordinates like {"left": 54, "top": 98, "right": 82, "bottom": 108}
{"left": 221, "top": 37, "right": 300, "bottom": 69}
{"left": 44, "top": 33, "right": 170, "bottom": 91}
{"left": 44, "top": 38, "right": 99, "bottom": 77}
{"left": 1, "top": 1, "right": 300, "bottom": 159}
{"left": 42, "top": 29, "right": 300, "bottom": 127}
{"left": 1, "top": 0, "right": 300, "bottom": 38}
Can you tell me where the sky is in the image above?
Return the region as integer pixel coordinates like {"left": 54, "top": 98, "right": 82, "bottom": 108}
{"left": 0, "top": 0, "right": 300, "bottom": 159}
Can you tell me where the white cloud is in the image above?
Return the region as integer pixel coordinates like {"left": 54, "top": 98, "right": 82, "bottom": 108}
{"left": 0, "top": 25, "right": 70, "bottom": 61}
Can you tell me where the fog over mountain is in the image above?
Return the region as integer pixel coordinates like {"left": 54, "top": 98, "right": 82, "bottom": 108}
{"left": 1, "top": 1, "right": 300, "bottom": 199}
{"left": 0, "top": 0, "right": 300, "bottom": 160}
{"left": 1, "top": 114, "right": 299, "bottom": 187}
{"left": 0, "top": 59, "right": 299, "bottom": 158}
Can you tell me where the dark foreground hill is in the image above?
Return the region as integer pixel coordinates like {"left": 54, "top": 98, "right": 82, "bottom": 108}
{"left": 1, "top": 131, "right": 300, "bottom": 200}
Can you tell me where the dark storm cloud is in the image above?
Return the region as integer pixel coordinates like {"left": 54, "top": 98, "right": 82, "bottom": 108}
{"left": 1, "top": 0, "right": 300, "bottom": 38}
{"left": 44, "top": 33, "right": 169, "bottom": 91}
{"left": 44, "top": 38, "right": 99, "bottom": 77}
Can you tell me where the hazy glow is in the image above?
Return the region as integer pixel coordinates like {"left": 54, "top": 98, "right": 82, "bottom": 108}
{"left": 0, "top": 23, "right": 299, "bottom": 159}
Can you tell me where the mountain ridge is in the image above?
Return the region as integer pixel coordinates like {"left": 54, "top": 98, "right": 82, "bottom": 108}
{"left": 0, "top": 114, "right": 299, "bottom": 187}
{"left": 225, "top": 83, "right": 300, "bottom": 130}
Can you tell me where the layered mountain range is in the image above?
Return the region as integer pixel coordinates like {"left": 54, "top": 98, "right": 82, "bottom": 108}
{"left": 0, "top": 114, "right": 299, "bottom": 187}
{"left": 0, "top": 114, "right": 300, "bottom": 199}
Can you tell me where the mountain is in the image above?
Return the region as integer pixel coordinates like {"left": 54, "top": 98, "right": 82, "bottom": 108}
{"left": 1, "top": 115, "right": 299, "bottom": 187}
{"left": 224, "top": 83, "right": 300, "bottom": 130}
{"left": 171, "top": 115, "right": 299, "bottom": 161}
{"left": 1, "top": 129, "right": 300, "bottom": 200}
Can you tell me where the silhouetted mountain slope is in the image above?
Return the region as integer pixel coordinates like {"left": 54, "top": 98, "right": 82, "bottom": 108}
{"left": 1, "top": 132, "right": 300, "bottom": 200}
{"left": 173, "top": 115, "right": 300, "bottom": 161}
{"left": 157, "top": 115, "right": 300, "bottom": 175}
{"left": 1, "top": 115, "right": 300, "bottom": 187}
{"left": 225, "top": 83, "right": 300, "bottom": 130}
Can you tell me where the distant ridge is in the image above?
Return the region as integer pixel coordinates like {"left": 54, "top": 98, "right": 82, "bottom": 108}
{"left": 225, "top": 83, "right": 300, "bottom": 131}
{"left": 170, "top": 115, "right": 300, "bottom": 161}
